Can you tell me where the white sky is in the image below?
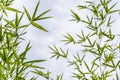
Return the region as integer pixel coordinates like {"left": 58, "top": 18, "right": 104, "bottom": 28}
{"left": 11, "top": 0, "right": 120, "bottom": 80}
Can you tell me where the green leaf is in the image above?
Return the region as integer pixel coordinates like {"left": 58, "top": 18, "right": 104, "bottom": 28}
{"left": 116, "top": 60, "right": 120, "bottom": 68}
{"left": 49, "top": 44, "right": 68, "bottom": 59}
{"left": 116, "top": 73, "right": 119, "bottom": 80}
{"left": 32, "top": 70, "right": 50, "bottom": 79}
{"left": 103, "top": 63, "right": 114, "bottom": 68}
{"left": 6, "top": 7, "right": 21, "bottom": 13}
{"left": 32, "top": 0, "right": 40, "bottom": 20}
{"left": 70, "top": 10, "right": 80, "bottom": 22}
{"left": 23, "top": 64, "right": 45, "bottom": 69}
{"left": 34, "top": 9, "right": 51, "bottom": 20}
{"left": 24, "top": 6, "right": 31, "bottom": 21}
{"left": 61, "top": 33, "right": 75, "bottom": 44}
{"left": 49, "top": 45, "right": 60, "bottom": 59}
{"left": 108, "top": 10, "right": 120, "bottom": 14}
{"left": 4, "top": 19, "right": 16, "bottom": 28}
{"left": 15, "top": 12, "right": 18, "bottom": 26}
{"left": 5, "top": 31, "right": 18, "bottom": 37}
{"left": 18, "top": 12, "right": 24, "bottom": 25}
{"left": 108, "top": 2, "right": 118, "bottom": 14}
{"left": 23, "top": 60, "right": 46, "bottom": 64}
{"left": 33, "top": 16, "right": 53, "bottom": 21}
{"left": 20, "top": 42, "right": 31, "bottom": 63}
{"left": 56, "top": 74, "right": 64, "bottom": 80}
{"left": 84, "top": 61, "right": 90, "bottom": 72}
{"left": 18, "top": 24, "right": 29, "bottom": 29}
{"left": 30, "top": 77, "right": 38, "bottom": 80}
{"left": 78, "top": 5, "right": 87, "bottom": 10}
{"left": 3, "top": 48, "right": 8, "bottom": 62}
{"left": 31, "top": 21, "right": 48, "bottom": 32}
{"left": 0, "top": 24, "right": 2, "bottom": 41}
{"left": 87, "top": 37, "right": 92, "bottom": 46}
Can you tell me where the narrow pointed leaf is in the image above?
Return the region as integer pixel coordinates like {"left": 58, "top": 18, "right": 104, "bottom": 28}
{"left": 24, "top": 6, "right": 31, "bottom": 21}
{"left": 0, "top": 24, "right": 2, "bottom": 41}
{"left": 18, "top": 12, "right": 24, "bottom": 25}
{"left": 35, "top": 9, "right": 51, "bottom": 19}
{"left": 6, "top": 7, "right": 21, "bottom": 13}
{"left": 32, "top": 0, "right": 40, "bottom": 20}
{"left": 4, "top": 19, "right": 16, "bottom": 28}
{"left": 15, "top": 12, "right": 18, "bottom": 26}
{"left": 23, "top": 60, "right": 46, "bottom": 64}
{"left": 34, "top": 16, "right": 53, "bottom": 21}
{"left": 31, "top": 21, "right": 48, "bottom": 32}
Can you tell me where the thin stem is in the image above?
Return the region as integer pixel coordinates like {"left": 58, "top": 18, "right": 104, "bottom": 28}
{"left": 99, "top": 58, "right": 102, "bottom": 77}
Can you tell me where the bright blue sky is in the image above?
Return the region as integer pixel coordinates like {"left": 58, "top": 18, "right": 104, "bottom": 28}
{"left": 12, "top": 0, "right": 120, "bottom": 80}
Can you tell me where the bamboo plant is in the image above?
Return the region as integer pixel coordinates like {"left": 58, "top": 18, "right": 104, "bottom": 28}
{"left": 49, "top": 0, "right": 120, "bottom": 80}
{"left": 0, "top": 0, "right": 52, "bottom": 80}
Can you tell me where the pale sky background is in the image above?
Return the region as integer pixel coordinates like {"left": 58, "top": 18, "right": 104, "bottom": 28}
{"left": 10, "top": 0, "right": 120, "bottom": 80}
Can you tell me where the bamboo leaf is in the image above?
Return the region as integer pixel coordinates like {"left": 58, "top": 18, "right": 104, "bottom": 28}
{"left": 32, "top": 70, "right": 50, "bottom": 79}
{"left": 31, "top": 21, "right": 48, "bottom": 32}
{"left": 70, "top": 10, "right": 80, "bottom": 22}
{"left": 23, "top": 60, "right": 46, "bottom": 64}
{"left": 116, "top": 73, "right": 119, "bottom": 80}
{"left": 15, "top": 12, "right": 18, "bottom": 26}
{"left": 84, "top": 61, "right": 90, "bottom": 72}
{"left": 4, "top": 19, "right": 16, "bottom": 28}
{"left": 34, "top": 9, "right": 51, "bottom": 20}
{"left": 33, "top": 16, "right": 53, "bottom": 21}
{"left": 26, "top": 64, "right": 45, "bottom": 69}
{"left": 32, "top": 0, "right": 40, "bottom": 20}
{"left": 108, "top": 2, "right": 118, "bottom": 13}
{"left": 18, "top": 12, "right": 24, "bottom": 25}
{"left": 6, "top": 7, "right": 21, "bottom": 13}
{"left": 103, "top": 63, "right": 114, "bottom": 68}
{"left": 24, "top": 6, "right": 31, "bottom": 21}
{"left": 20, "top": 42, "right": 31, "bottom": 63}
{"left": 78, "top": 5, "right": 87, "bottom": 10}
{"left": 56, "top": 74, "right": 64, "bottom": 80}
{"left": 3, "top": 8, "right": 8, "bottom": 16}
{"left": 30, "top": 77, "right": 38, "bottom": 80}
{"left": 62, "top": 33, "right": 75, "bottom": 44}
{"left": 0, "top": 24, "right": 2, "bottom": 41}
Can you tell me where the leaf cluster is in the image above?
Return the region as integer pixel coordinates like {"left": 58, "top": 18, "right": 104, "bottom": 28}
{"left": 0, "top": 0, "right": 51, "bottom": 80}
{"left": 49, "top": 0, "right": 120, "bottom": 80}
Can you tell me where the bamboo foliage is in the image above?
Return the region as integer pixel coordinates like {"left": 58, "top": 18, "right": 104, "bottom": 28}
{"left": 49, "top": 0, "right": 120, "bottom": 79}
{"left": 0, "top": 0, "right": 51, "bottom": 80}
